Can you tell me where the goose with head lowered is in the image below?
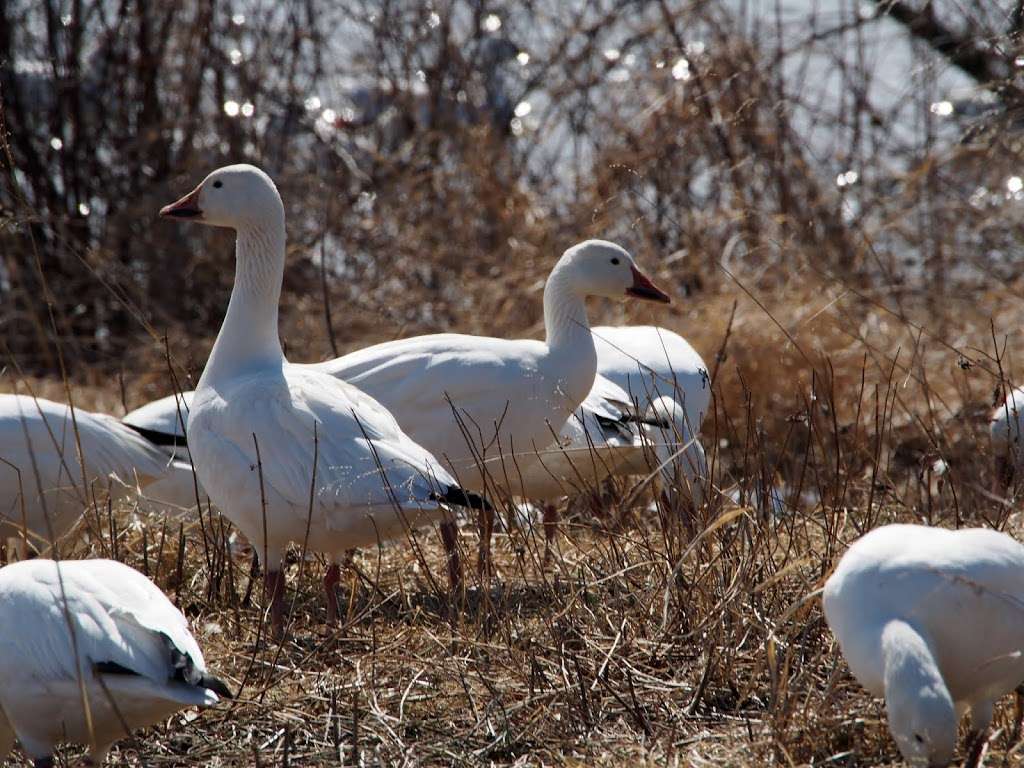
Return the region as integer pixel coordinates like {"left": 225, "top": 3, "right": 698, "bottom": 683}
{"left": 160, "top": 164, "right": 487, "bottom": 637}
{"left": 0, "top": 393, "right": 184, "bottom": 557}
{"left": 824, "top": 524, "right": 1024, "bottom": 768}
{"left": 0, "top": 558, "right": 230, "bottom": 766}
{"left": 319, "top": 239, "right": 671, "bottom": 570}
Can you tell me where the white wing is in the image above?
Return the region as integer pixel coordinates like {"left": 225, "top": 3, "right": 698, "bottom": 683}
{"left": 0, "top": 559, "right": 219, "bottom": 707}
{"left": 316, "top": 334, "right": 574, "bottom": 476}
{"left": 592, "top": 326, "right": 710, "bottom": 432}
{"left": 189, "top": 366, "right": 458, "bottom": 523}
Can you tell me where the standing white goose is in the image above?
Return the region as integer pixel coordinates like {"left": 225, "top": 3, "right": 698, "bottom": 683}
{"left": 319, "top": 239, "right": 670, "bottom": 568}
{"left": 991, "top": 385, "right": 1024, "bottom": 489}
{"left": 592, "top": 325, "right": 710, "bottom": 435}
{"left": 823, "top": 524, "right": 1024, "bottom": 768}
{"left": 0, "top": 394, "right": 178, "bottom": 555}
{"left": 0, "top": 558, "right": 230, "bottom": 766}
{"left": 159, "top": 164, "right": 487, "bottom": 636}
{"left": 318, "top": 240, "right": 669, "bottom": 493}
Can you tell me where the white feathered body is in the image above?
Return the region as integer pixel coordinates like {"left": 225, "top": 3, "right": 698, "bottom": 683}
{"left": 0, "top": 559, "right": 220, "bottom": 761}
{"left": 824, "top": 524, "right": 1024, "bottom": 716}
{"left": 510, "top": 375, "right": 642, "bottom": 500}
{"left": 592, "top": 326, "right": 710, "bottom": 433}
{"left": 188, "top": 363, "right": 459, "bottom": 566}
{"left": 991, "top": 386, "right": 1024, "bottom": 470}
{"left": 318, "top": 334, "right": 593, "bottom": 495}
{"left": 0, "top": 395, "right": 172, "bottom": 549}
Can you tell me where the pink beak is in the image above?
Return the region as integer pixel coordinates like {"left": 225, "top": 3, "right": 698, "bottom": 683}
{"left": 626, "top": 266, "right": 671, "bottom": 304}
{"left": 159, "top": 185, "right": 203, "bottom": 219}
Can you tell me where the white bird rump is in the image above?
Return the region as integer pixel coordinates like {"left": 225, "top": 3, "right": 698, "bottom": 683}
{"left": 0, "top": 394, "right": 175, "bottom": 551}
{"left": 188, "top": 364, "right": 470, "bottom": 554}
{"left": 0, "top": 559, "right": 228, "bottom": 764}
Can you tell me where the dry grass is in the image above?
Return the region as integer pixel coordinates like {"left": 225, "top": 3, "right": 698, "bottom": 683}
{"left": 6, "top": 1, "right": 1024, "bottom": 763}
{"left": 8, "top": 269, "right": 1024, "bottom": 767}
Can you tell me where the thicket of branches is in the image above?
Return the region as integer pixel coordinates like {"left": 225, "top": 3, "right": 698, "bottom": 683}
{"left": 3, "top": 0, "right": 1024, "bottom": 396}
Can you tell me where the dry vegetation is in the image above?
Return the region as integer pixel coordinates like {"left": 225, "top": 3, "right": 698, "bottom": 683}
{"left": 6, "top": 0, "right": 1024, "bottom": 765}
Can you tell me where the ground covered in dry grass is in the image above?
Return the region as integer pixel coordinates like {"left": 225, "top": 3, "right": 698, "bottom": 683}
{"left": 9, "top": 272, "right": 1024, "bottom": 767}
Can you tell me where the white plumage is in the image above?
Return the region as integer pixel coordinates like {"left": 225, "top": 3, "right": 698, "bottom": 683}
{"left": 0, "top": 394, "right": 175, "bottom": 553}
{"left": 318, "top": 240, "right": 671, "bottom": 497}
{"left": 0, "top": 558, "right": 228, "bottom": 766}
{"left": 160, "top": 164, "right": 485, "bottom": 634}
{"left": 640, "top": 395, "right": 708, "bottom": 508}
{"left": 823, "top": 524, "right": 1024, "bottom": 767}
{"left": 592, "top": 325, "right": 710, "bottom": 434}
{"left": 122, "top": 392, "right": 206, "bottom": 513}
{"left": 990, "top": 386, "right": 1024, "bottom": 488}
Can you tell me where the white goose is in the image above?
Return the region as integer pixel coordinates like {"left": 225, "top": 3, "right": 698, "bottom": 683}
{"left": 592, "top": 325, "right": 710, "bottom": 434}
{"left": 823, "top": 524, "right": 1024, "bottom": 767}
{"left": 0, "top": 394, "right": 177, "bottom": 555}
{"left": 991, "top": 386, "right": 1024, "bottom": 488}
{"left": 319, "top": 239, "right": 670, "bottom": 568}
{"left": 160, "top": 164, "right": 487, "bottom": 636}
{"left": 0, "top": 558, "right": 230, "bottom": 766}
{"left": 318, "top": 240, "right": 670, "bottom": 494}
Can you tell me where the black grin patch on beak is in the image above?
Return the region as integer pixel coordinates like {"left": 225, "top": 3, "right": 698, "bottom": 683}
{"left": 163, "top": 206, "right": 203, "bottom": 218}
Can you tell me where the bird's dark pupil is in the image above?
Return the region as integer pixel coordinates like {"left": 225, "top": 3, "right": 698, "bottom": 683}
{"left": 914, "top": 734, "right": 924, "bottom": 743}
{"left": 611, "top": 257, "right": 620, "bottom": 265}
{"left": 213, "top": 180, "right": 223, "bottom": 188}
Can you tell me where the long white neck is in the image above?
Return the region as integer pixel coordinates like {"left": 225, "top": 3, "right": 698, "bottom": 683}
{"left": 199, "top": 219, "right": 287, "bottom": 387}
{"left": 881, "top": 619, "right": 956, "bottom": 760}
{"left": 542, "top": 258, "right": 597, "bottom": 409}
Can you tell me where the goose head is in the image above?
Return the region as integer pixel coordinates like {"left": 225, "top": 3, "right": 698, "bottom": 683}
{"left": 881, "top": 620, "right": 957, "bottom": 768}
{"left": 560, "top": 240, "right": 670, "bottom": 304}
{"left": 160, "top": 164, "right": 283, "bottom": 230}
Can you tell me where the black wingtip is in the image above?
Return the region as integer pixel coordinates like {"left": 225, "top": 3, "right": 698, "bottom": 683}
{"left": 432, "top": 485, "right": 492, "bottom": 512}
{"left": 620, "top": 413, "right": 671, "bottom": 430}
{"left": 124, "top": 422, "right": 187, "bottom": 448}
{"left": 199, "top": 673, "right": 234, "bottom": 700}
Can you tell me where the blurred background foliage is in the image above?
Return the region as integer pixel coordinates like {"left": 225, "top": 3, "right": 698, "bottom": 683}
{"left": 3, "top": 0, "right": 1024, "bottom": 456}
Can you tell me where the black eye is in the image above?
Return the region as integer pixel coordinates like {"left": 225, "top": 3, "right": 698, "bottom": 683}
{"left": 213, "top": 180, "right": 223, "bottom": 189}
{"left": 610, "top": 257, "right": 620, "bottom": 265}
{"left": 913, "top": 733, "right": 924, "bottom": 744}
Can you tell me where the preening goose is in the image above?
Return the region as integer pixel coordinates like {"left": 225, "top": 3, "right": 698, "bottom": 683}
{"left": 823, "top": 524, "right": 1024, "bottom": 767}
{"left": 0, "top": 558, "right": 230, "bottom": 766}
{"left": 592, "top": 325, "right": 710, "bottom": 434}
{"left": 0, "top": 394, "right": 177, "bottom": 555}
{"left": 160, "top": 164, "right": 487, "bottom": 636}
{"left": 991, "top": 386, "right": 1024, "bottom": 489}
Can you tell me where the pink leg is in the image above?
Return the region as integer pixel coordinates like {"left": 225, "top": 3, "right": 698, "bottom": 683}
{"left": 542, "top": 503, "right": 559, "bottom": 566}
{"left": 324, "top": 563, "right": 342, "bottom": 625}
{"left": 477, "top": 504, "right": 495, "bottom": 580}
{"left": 440, "top": 520, "right": 462, "bottom": 593}
{"left": 264, "top": 569, "right": 286, "bottom": 640}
